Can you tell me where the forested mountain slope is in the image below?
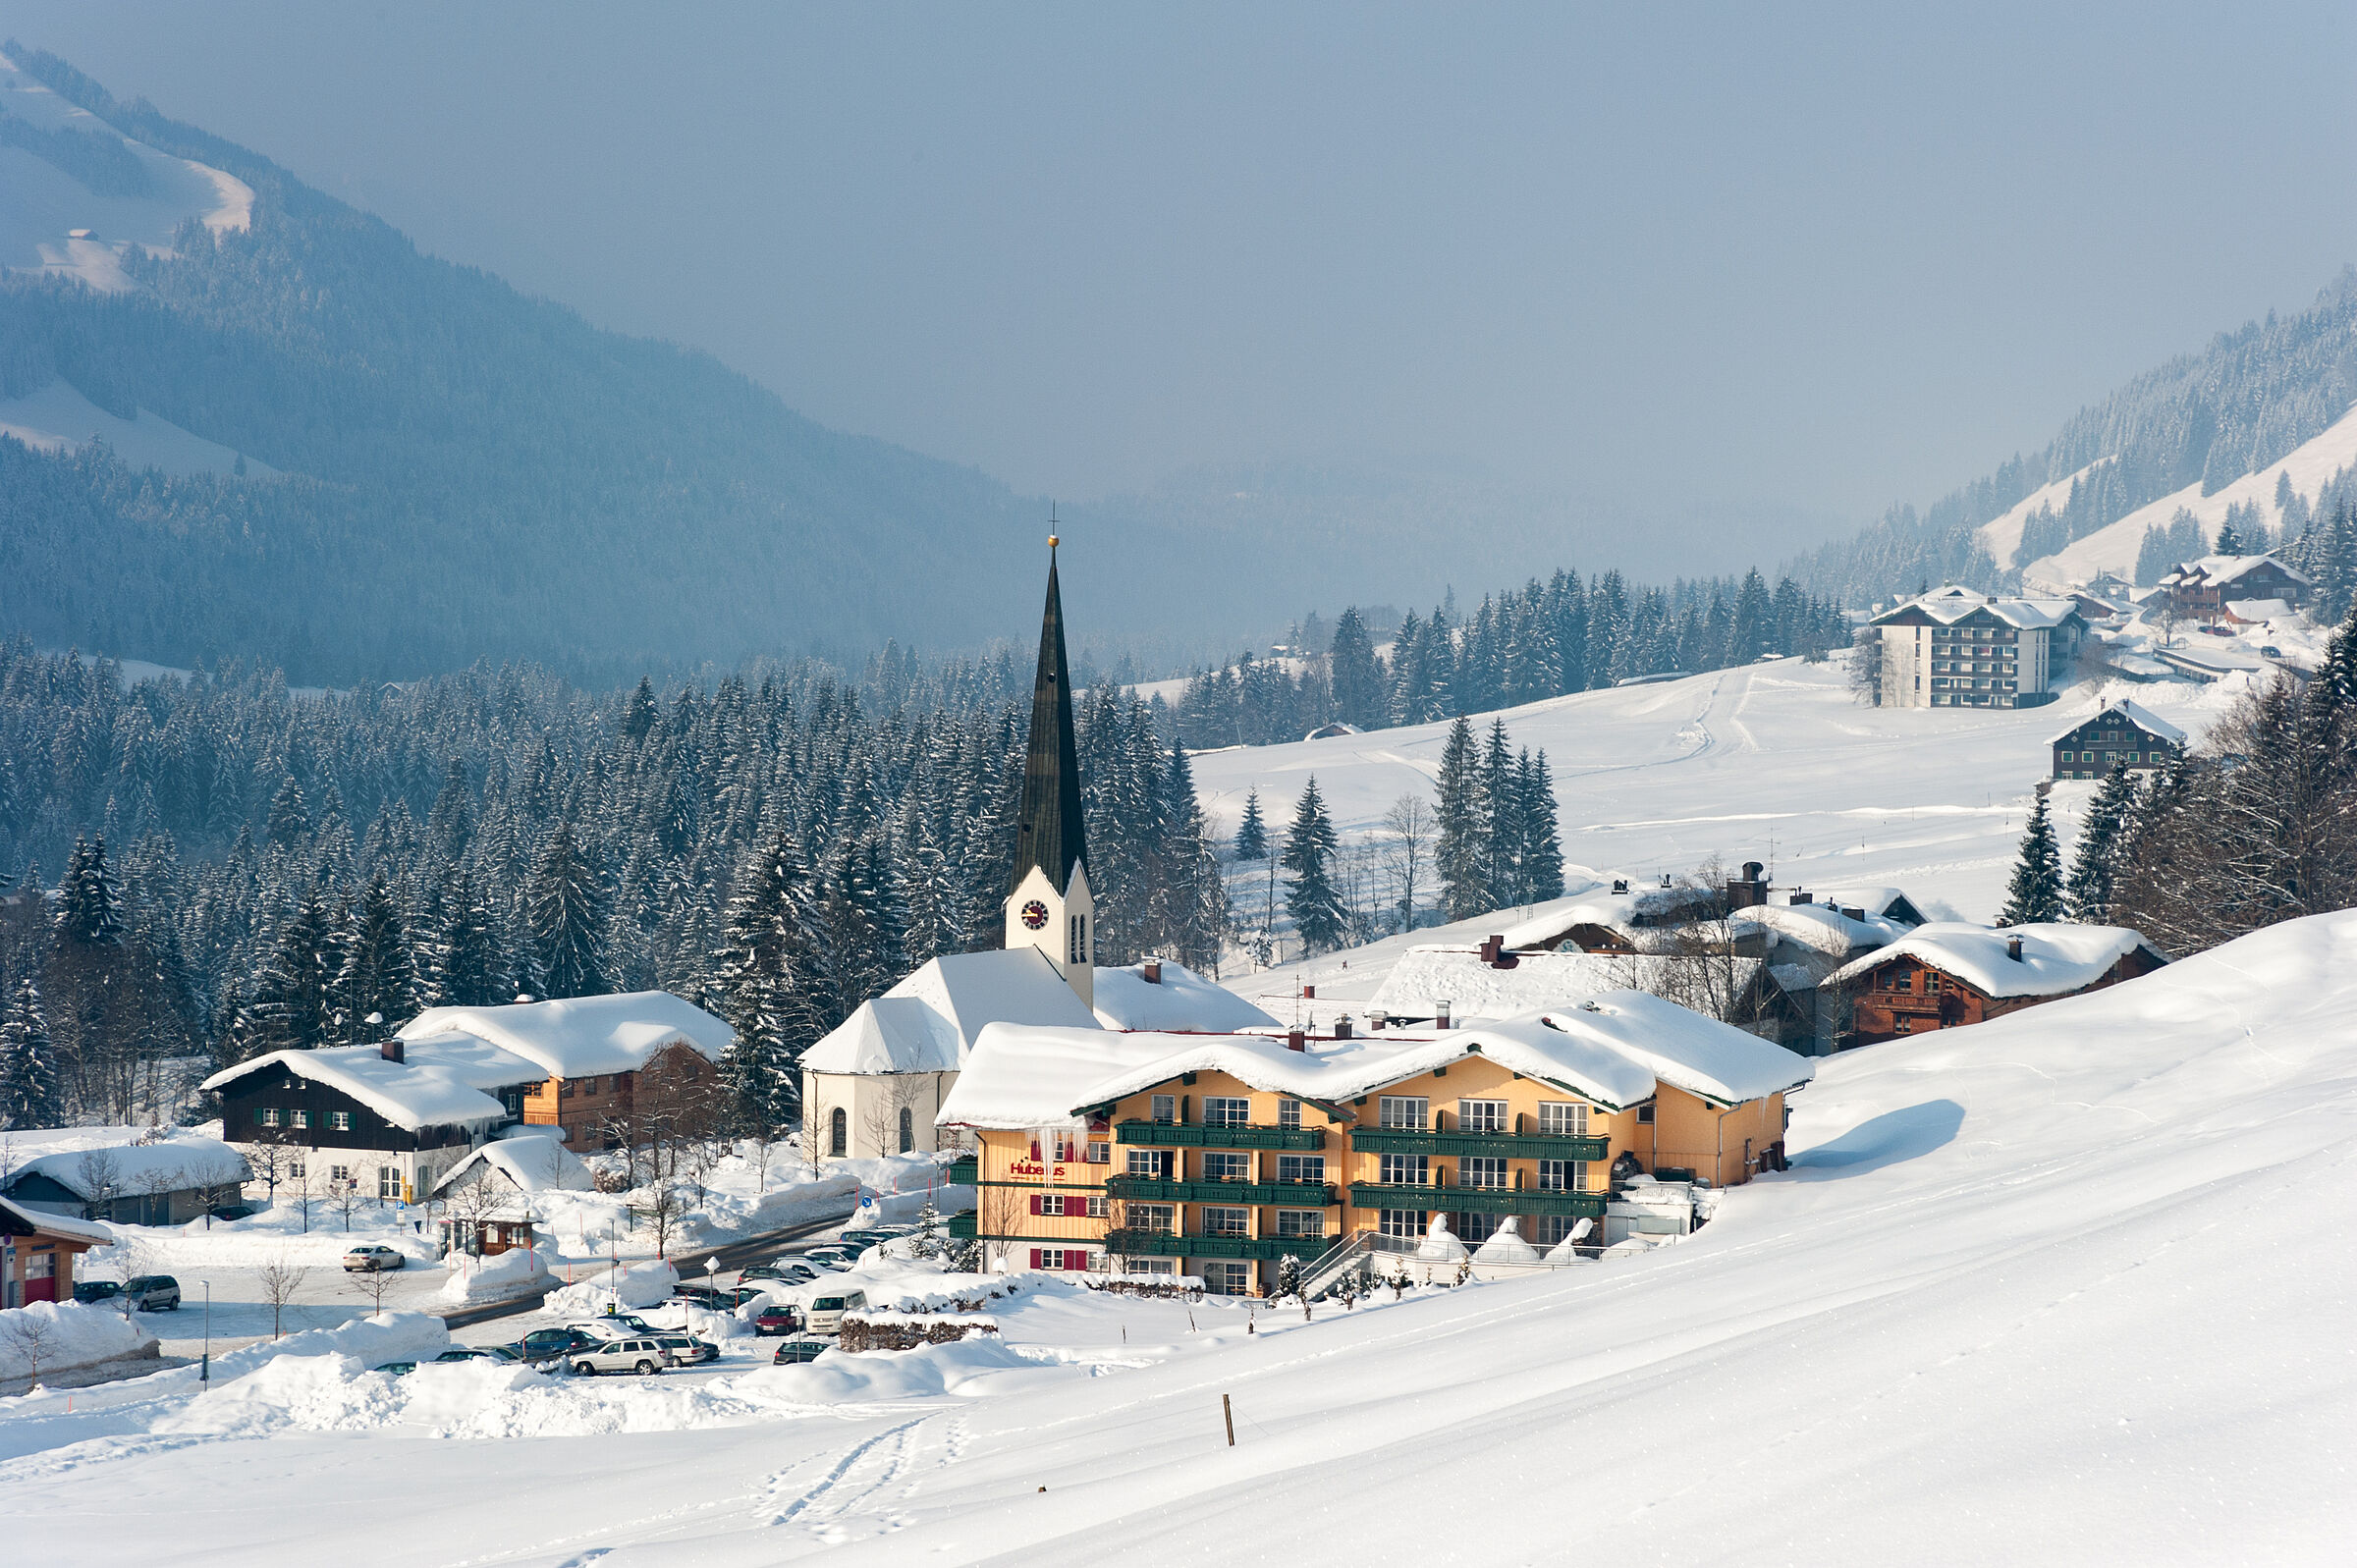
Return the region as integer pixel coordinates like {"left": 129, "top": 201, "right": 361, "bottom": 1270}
{"left": 1789, "top": 268, "right": 2357, "bottom": 603}
{"left": 0, "top": 46, "right": 1076, "bottom": 685}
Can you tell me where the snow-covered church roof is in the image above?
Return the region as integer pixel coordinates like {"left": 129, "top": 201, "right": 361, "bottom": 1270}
{"left": 1827, "top": 922, "right": 2165, "bottom": 1000}
{"left": 803, "top": 996, "right": 968, "bottom": 1075}
{"left": 804, "top": 948, "right": 1101, "bottom": 1079}
{"left": 400, "top": 991, "right": 731, "bottom": 1078}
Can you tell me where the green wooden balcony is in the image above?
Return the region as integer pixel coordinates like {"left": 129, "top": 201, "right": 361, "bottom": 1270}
{"left": 1349, "top": 1128, "right": 1609, "bottom": 1162}
{"left": 1102, "top": 1228, "right": 1329, "bottom": 1261}
{"left": 1347, "top": 1183, "right": 1606, "bottom": 1218}
{"left": 1115, "top": 1120, "right": 1326, "bottom": 1151}
{"left": 945, "top": 1158, "right": 978, "bottom": 1186}
{"left": 1105, "top": 1176, "right": 1336, "bottom": 1207}
{"left": 947, "top": 1209, "right": 977, "bottom": 1238}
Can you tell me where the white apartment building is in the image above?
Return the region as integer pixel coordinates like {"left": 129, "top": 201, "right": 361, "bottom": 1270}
{"left": 1872, "top": 586, "right": 2084, "bottom": 709}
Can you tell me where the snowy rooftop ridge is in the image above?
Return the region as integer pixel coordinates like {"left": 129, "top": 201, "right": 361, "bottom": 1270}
{"left": 2158, "top": 554, "right": 2311, "bottom": 588}
{"left": 431, "top": 1135, "right": 597, "bottom": 1198}
{"left": 937, "top": 993, "right": 1813, "bottom": 1130}
{"left": 2047, "top": 699, "right": 2188, "bottom": 747}
{"left": 1092, "top": 959, "right": 1279, "bottom": 1034}
{"left": 8, "top": 1134, "right": 248, "bottom": 1199}
{"left": 202, "top": 1032, "right": 533, "bottom": 1133}
{"left": 1368, "top": 946, "right": 1766, "bottom": 1020}
{"left": 1870, "top": 584, "right": 2080, "bottom": 631}
{"left": 400, "top": 990, "right": 732, "bottom": 1079}
{"left": 0, "top": 1193, "right": 115, "bottom": 1244}
{"left": 1826, "top": 922, "right": 2165, "bottom": 1000}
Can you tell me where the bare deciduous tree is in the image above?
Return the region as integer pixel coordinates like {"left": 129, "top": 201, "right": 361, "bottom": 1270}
{"left": 75, "top": 1149, "right": 123, "bottom": 1222}
{"left": 255, "top": 1253, "right": 309, "bottom": 1339}
{"left": 1380, "top": 794, "right": 1435, "bottom": 933}
{"left": 1, "top": 1310, "right": 59, "bottom": 1389}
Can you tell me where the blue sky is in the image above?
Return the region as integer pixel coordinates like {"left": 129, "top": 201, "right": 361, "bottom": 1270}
{"left": 6, "top": 1, "right": 2353, "bottom": 561}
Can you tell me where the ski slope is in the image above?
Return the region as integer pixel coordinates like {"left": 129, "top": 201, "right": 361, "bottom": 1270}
{"left": 2022, "top": 402, "right": 2357, "bottom": 589}
{"left": 2, "top": 912, "right": 2350, "bottom": 1563}
{"left": 1189, "top": 655, "right": 2246, "bottom": 929}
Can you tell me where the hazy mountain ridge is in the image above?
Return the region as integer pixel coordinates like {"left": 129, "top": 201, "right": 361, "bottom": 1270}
{"left": 1790, "top": 267, "right": 2357, "bottom": 603}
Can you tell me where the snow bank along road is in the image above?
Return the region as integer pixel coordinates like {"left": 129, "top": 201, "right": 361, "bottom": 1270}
{"left": 3, "top": 912, "right": 2352, "bottom": 1563}
{"left": 1190, "top": 657, "right": 2243, "bottom": 924}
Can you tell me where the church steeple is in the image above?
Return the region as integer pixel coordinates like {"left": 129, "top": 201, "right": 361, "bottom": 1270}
{"left": 1005, "top": 534, "right": 1095, "bottom": 1009}
{"left": 1012, "top": 537, "right": 1088, "bottom": 897}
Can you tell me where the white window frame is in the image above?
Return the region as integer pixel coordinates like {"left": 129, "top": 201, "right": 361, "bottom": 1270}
{"left": 1275, "top": 1209, "right": 1325, "bottom": 1238}
{"left": 1200, "top": 1206, "right": 1250, "bottom": 1237}
{"left": 1456, "top": 1099, "right": 1507, "bottom": 1133}
{"left": 1538, "top": 1102, "right": 1588, "bottom": 1137}
{"left": 1150, "top": 1094, "right": 1177, "bottom": 1124}
{"left": 1379, "top": 1096, "right": 1428, "bottom": 1130}
{"left": 1201, "top": 1096, "right": 1250, "bottom": 1127}
{"left": 1459, "top": 1156, "right": 1507, "bottom": 1189}
{"left": 1378, "top": 1153, "right": 1430, "bottom": 1186}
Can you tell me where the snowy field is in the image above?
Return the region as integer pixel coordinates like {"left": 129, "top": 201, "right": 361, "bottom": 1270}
{"left": 1194, "top": 655, "right": 2247, "bottom": 940}
{"left": 2, "top": 909, "right": 2351, "bottom": 1562}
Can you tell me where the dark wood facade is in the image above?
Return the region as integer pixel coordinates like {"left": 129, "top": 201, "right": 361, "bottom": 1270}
{"left": 2052, "top": 712, "right": 2183, "bottom": 781}
{"left": 2162, "top": 557, "right": 2307, "bottom": 622}
{"left": 217, "top": 1071, "right": 515, "bottom": 1155}
{"left": 1845, "top": 947, "right": 2165, "bottom": 1047}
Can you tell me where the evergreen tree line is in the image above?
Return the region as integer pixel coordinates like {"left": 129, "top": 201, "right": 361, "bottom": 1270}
{"left": 1171, "top": 567, "right": 1846, "bottom": 749}
{"left": 1228, "top": 714, "right": 1563, "bottom": 960}
{"left": 0, "top": 640, "right": 1224, "bottom": 1130}
{"left": 1996, "top": 599, "right": 2357, "bottom": 947}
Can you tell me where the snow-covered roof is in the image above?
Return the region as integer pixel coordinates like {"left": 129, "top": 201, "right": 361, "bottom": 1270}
{"left": 2047, "top": 700, "right": 2188, "bottom": 747}
{"left": 0, "top": 1194, "right": 116, "bottom": 1243}
{"left": 400, "top": 991, "right": 732, "bottom": 1078}
{"left": 4, "top": 1134, "right": 249, "bottom": 1199}
{"left": 1092, "top": 961, "right": 1279, "bottom": 1033}
{"left": 430, "top": 1135, "right": 597, "bottom": 1197}
{"left": 1870, "top": 585, "right": 2079, "bottom": 631}
{"left": 1827, "top": 922, "right": 2165, "bottom": 1000}
{"left": 1367, "top": 947, "right": 1765, "bottom": 1019}
{"left": 891, "top": 949, "right": 1099, "bottom": 1043}
{"left": 202, "top": 1034, "right": 529, "bottom": 1133}
{"left": 803, "top": 997, "right": 966, "bottom": 1076}
{"left": 2226, "top": 598, "right": 2294, "bottom": 622}
{"left": 939, "top": 994, "right": 1813, "bottom": 1129}
{"left": 1731, "top": 902, "right": 1903, "bottom": 957}
{"left": 1802, "top": 886, "right": 1926, "bottom": 926}
{"left": 2159, "top": 554, "right": 2310, "bottom": 588}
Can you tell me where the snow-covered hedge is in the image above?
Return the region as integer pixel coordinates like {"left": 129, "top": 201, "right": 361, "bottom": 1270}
{"left": 204, "top": 1310, "right": 450, "bottom": 1382}
{"left": 0, "top": 1300, "right": 158, "bottom": 1384}
{"left": 836, "top": 1313, "right": 999, "bottom": 1352}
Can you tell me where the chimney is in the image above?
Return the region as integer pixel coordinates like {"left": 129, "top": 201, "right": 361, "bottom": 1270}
{"left": 1842, "top": 906, "right": 1865, "bottom": 922}
{"left": 1435, "top": 1000, "right": 1453, "bottom": 1030}
{"left": 380, "top": 1039, "right": 405, "bottom": 1063}
{"left": 1286, "top": 1030, "right": 1306, "bottom": 1052}
{"left": 1335, "top": 1016, "right": 1353, "bottom": 1041}
{"left": 2005, "top": 935, "right": 2025, "bottom": 961}
{"left": 1727, "top": 861, "right": 1768, "bottom": 910}
{"left": 1140, "top": 959, "right": 1162, "bottom": 985}
{"left": 1370, "top": 1010, "right": 1387, "bottom": 1031}
{"left": 1302, "top": 984, "right": 1316, "bottom": 1000}
{"left": 1788, "top": 890, "right": 1811, "bottom": 906}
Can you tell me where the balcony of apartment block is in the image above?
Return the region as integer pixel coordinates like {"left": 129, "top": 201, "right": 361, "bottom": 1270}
{"left": 1115, "top": 1119, "right": 1327, "bottom": 1152}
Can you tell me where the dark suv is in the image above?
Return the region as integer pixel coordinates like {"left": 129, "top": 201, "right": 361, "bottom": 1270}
{"left": 512, "top": 1326, "right": 605, "bottom": 1365}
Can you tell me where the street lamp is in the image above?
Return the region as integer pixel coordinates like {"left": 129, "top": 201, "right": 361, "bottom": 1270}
{"left": 199, "top": 1279, "right": 211, "bottom": 1385}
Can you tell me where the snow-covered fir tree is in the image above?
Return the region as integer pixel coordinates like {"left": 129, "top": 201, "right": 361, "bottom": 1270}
{"left": 1998, "top": 792, "right": 2064, "bottom": 926}
{"left": 1281, "top": 777, "right": 1349, "bottom": 955}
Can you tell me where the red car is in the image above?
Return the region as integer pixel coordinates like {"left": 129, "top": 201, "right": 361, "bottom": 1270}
{"left": 752, "top": 1303, "right": 804, "bottom": 1336}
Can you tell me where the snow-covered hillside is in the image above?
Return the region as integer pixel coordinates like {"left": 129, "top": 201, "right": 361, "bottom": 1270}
{"left": 2022, "top": 402, "right": 2357, "bottom": 588}
{"left": 4, "top": 911, "right": 2351, "bottom": 1562}
{"left": 0, "top": 377, "right": 275, "bottom": 479}
{"left": 1974, "top": 454, "right": 2116, "bottom": 569}
{"left": 1192, "top": 655, "right": 2244, "bottom": 930}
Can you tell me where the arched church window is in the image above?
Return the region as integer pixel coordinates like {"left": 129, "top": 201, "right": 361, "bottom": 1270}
{"left": 829, "top": 1107, "right": 848, "bottom": 1157}
{"left": 899, "top": 1107, "right": 914, "bottom": 1154}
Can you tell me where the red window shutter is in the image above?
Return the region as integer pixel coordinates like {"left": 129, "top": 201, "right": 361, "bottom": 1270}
{"left": 1029, "top": 1138, "right": 1041, "bottom": 1161}
{"left": 1028, "top": 1194, "right": 1042, "bottom": 1216}
{"left": 1029, "top": 1249, "right": 1043, "bottom": 1270}
{"left": 1067, "top": 1251, "right": 1087, "bottom": 1271}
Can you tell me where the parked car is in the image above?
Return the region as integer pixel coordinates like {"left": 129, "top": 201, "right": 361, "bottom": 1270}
{"left": 771, "top": 1336, "right": 830, "bottom": 1365}
{"left": 433, "top": 1345, "right": 521, "bottom": 1364}
{"left": 513, "top": 1327, "right": 606, "bottom": 1364}
{"left": 373, "top": 1361, "right": 417, "bottom": 1376}
{"left": 74, "top": 1275, "right": 181, "bottom": 1311}
{"left": 804, "top": 1289, "right": 868, "bottom": 1336}
{"left": 677, "top": 1283, "right": 765, "bottom": 1311}
{"left": 740, "top": 1260, "right": 821, "bottom": 1286}
{"left": 655, "top": 1333, "right": 718, "bottom": 1366}
{"left": 801, "top": 1246, "right": 861, "bottom": 1271}
{"left": 751, "top": 1303, "right": 805, "bottom": 1336}
{"left": 572, "top": 1313, "right": 658, "bottom": 1338}
{"left": 344, "top": 1244, "right": 407, "bottom": 1272}
{"left": 568, "top": 1336, "right": 674, "bottom": 1376}
{"left": 207, "top": 1203, "right": 257, "bottom": 1221}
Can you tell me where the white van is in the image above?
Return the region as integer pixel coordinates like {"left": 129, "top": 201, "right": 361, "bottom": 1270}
{"left": 804, "top": 1288, "right": 868, "bottom": 1335}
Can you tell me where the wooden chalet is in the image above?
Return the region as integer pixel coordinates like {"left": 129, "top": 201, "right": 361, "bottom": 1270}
{"left": 1830, "top": 923, "right": 2165, "bottom": 1048}
{"left": 2158, "top": 555, "right": 2309, "bottom": 623}
{"left": 1, "top": 1196, "right": 111, "bottom": 1308}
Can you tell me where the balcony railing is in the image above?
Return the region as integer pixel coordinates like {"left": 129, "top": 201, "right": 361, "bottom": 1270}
{"left": 1349, "top": 1128, "right": 1608, "bottom": 1162}
{"left": 947, "top": 1210, "right": 977, "bottom": 1238}
{"left": 1116, "top": 1120, "right": 1325, "bottom": 1151}
{"left": 945, "top": 1158, "right": 978, "bottom": 1186}
{"left": 1102, "top": 1228, "right": 1329, "bottom": 1261}
{"left": 1105, "top": 1176, "right": 1336, "bottom": 1207}
{"left": 1347, "top": 1183, "right": 1606, "bottom": 1218}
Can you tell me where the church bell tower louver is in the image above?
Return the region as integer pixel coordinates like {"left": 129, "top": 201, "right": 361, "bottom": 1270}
{"left": 1005, "top": 535, "right": 1094, "bottom": 1009}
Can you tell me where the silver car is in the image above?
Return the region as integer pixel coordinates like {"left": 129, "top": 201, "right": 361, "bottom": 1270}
{"left": 568, "top": 1336, "right": 674, "bottom": 1376}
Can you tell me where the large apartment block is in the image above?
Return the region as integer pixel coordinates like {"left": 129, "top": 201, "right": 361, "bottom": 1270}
{"left": 1871, "top": 585, "right": 2084, "bottom": 709}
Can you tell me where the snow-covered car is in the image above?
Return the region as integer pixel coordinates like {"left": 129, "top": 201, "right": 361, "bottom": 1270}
{"left": 433, "top": 1345, "right": 521, "bottom": 1364}
{"left": 569, "top": 1313, "right": 658, "bottom": 1339}
{"left": 373, "top": 1361, "right": 417, "bottom": 1376}
{"left": 771, "top": 1336, "right": 829, "bottom": 1365}
{"left": 800, "top": 1246, "right": 861, "bottom": 1271}
{"left": 655, "top": 1333, "right": 718, "bottom": 1365}
{"left": 740, "top": 1260, "right": 821, "bottom": 1286}
{"left": 568, "top": 1337, "right": 674, "bottom": 1376}
{"left": 343, "top": 1245, "right": 406, "bottom": 1272}
{"left": 674, "top": 1283, "right": 762, "bottom": 1310}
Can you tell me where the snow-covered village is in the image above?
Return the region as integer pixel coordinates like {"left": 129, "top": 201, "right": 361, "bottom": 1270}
{"left": 0, "top": 10, "right": 2351, "bottom": 1566}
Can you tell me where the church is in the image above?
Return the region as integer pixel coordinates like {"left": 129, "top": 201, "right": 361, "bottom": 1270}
{"left": 798, "top": 540, "right": 1272, "bottom": 1161}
